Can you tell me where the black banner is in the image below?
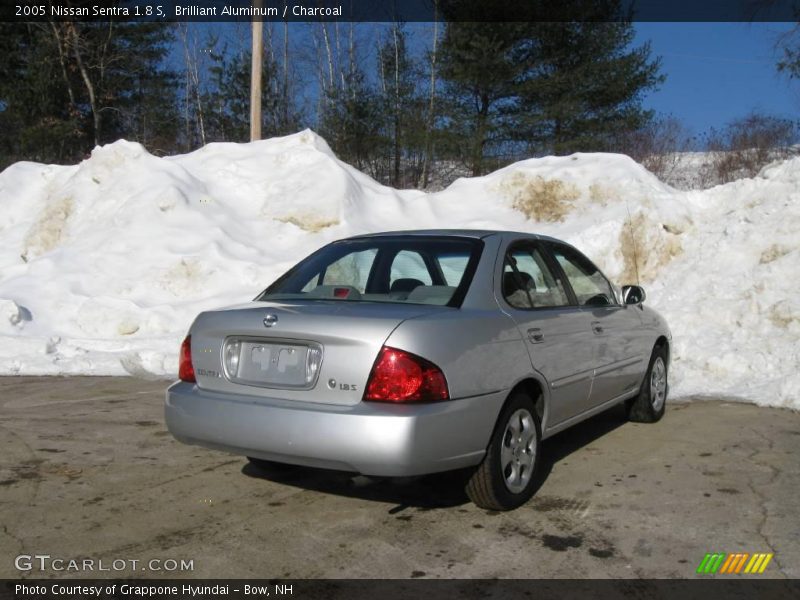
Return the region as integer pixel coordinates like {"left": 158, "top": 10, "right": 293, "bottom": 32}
{"left": 2, "top": 0, "right": 800, "bottom": 23}
{"left": 2, "top": 580, "right": 800, "bottom": 600}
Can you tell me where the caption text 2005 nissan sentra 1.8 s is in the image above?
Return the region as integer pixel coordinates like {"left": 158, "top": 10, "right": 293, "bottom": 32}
{"left": 166, "top": 230, "right": 671, "bottom": 511}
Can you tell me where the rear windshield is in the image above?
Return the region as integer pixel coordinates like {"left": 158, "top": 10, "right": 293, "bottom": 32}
{"left": 258, "top": 237, "right": 483, "bottom": 307}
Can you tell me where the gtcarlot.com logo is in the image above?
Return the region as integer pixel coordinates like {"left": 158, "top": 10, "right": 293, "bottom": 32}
{"left": 696, "top": 552, "right": 773, "bottom": 575}
{"left": 15, "top": 554, "right": 194, "bottom": 572}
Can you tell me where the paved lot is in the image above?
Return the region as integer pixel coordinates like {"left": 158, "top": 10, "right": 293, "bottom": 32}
{"left": 0, "top": 376, "right": 798, "bottom": 579}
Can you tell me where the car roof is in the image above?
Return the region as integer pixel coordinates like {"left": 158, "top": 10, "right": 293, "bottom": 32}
{"left": 346, "top": 229, "right": 563, "bottom": 243}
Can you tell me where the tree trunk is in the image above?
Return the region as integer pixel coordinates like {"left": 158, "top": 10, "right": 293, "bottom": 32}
{"left": 321, "top": 23, "right": 335, "bottom": 91}
{"left": 421, "top": 5, "right": 439, "bottom": 188}
{"left": 472, "top": 94, "right": 489, "bottom": 176}
{"left": 181, "top": 25, "right": 206, "bottom": 146}
{"left": 67, "top": 23, "right": 100, "bottom": 147}
{"left": 283, "top": 20, "right": 289, "bottom": 130}
{"left": 47, "top": 23, "right": 76, "bottom": 110}
{"left": 392, "top": 23, "right": 401, "bottom": 186}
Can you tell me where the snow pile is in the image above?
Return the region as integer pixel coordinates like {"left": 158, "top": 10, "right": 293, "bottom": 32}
{"left": 0, "top": 130, "right": 797, "bottom": 409}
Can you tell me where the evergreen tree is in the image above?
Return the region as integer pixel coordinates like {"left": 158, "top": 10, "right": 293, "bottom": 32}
{"left": 437, "top": 21, "right": 524, "bottom": 175}
{"left": 204, "top": 46, "right": 300, "bottom": 143}
{"left": 437, "top": 0, "right": 663, "bottom": 173}
{"left": 0, "top": 23, "right": 87, "bottom": 167}
{"left": 101, "top": 22, "right": 180, "bottom": 154}
{"left": 318, "top": 67, "right": 386, "bottom": 175}
{"left": 512, "top": 21, "right": 664, "bottom": 154}
{"left": 0, "top": 21, "right": 179, "bottom": 169}
{"left": 376, "top": 23, "right": 425, "bottom": 186}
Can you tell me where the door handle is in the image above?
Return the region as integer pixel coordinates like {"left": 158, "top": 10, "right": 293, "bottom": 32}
{"left": 591, "top": 321, "right": 604, "bottom": 334}
{"left": 527, "top": 328, "right": 545, "bottom": 343}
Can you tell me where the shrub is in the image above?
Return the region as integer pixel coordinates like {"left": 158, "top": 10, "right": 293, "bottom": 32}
{"left": 704, "top": 112, "right": 798, "bottom": 183}
{"left": 618, "top": 115, "right": 694, "bottom": 184}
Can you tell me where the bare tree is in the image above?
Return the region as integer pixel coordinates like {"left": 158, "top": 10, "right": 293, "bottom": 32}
{"left": 65, "top": 22, "right": 100, "bottom": 146}
{"left": 620, "top": 115, "right": 694, "bottom": 184}
{"left": 421, "top": 3, "right": 439, "bottom": 188}
{"left": 179, "top": 23, "right": 207, "bottom": 147}
{"left": 46, "top": 22, "right": 77, "bottom": 110}
{"left": 705, "top": 111, "right": 797, "bottom": 183}
{"left": 320, "top": 22, "right": 335, "bottom": 92}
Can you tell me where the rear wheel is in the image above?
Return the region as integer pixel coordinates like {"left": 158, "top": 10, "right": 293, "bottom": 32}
{"left": 466, "top": 391, "right": 541, "bottom": 511}
{"left": 626, "top": 344, "right": 668, "bottom": 423}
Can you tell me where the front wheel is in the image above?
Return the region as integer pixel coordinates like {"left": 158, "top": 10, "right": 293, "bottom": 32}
{"left": 626, "top": 344, "right": 668, "bottom": 423}
{"left": 466, "top": 392, "right": 541, "bottom": 511}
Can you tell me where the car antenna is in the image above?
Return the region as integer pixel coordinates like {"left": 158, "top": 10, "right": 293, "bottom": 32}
{"left": 625, "top": 198, "right": 641, "bottom": 287}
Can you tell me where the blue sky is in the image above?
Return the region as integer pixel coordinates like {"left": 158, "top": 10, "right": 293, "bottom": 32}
{"left": 633, "top": 22, "right": 799, "bottom": 134}
{"left": 180, "top": 21, "right": 800, "bottom": 137}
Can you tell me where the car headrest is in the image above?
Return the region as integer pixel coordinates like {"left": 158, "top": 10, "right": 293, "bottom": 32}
{"left": 390, "top": 278, "right": 425, "bottom": 293}
{"left": 502, "top": 272, "right": 535, "bottom": 297}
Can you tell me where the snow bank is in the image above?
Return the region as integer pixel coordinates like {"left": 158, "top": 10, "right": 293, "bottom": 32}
{"left": 0, "top": 130, "right": 797, "bottom": 409}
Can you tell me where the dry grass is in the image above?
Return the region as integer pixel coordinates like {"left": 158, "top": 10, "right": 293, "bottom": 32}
{"left": 588, "top": 183, "right": 613, "bottom": 206}
{"left": 619, "top": 212, "right": 683, "bottom": 284}
{"left": 276, "top": 215, "right": 339, "bottom": 232}
{"left": 768, "top": 302, "right": 797, "bottom": 329}
{"left": 759, "top": 245, "right": 792, "bottom": 264}
{"left": 501, "top": 173, "right": 580, "bottom": 222}
{"left": 22, "top": 196, "right": 74, "bottom": 260}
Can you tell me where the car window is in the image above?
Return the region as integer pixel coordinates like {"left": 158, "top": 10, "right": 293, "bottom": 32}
{"left": 438, "top": 253, "right": 471, "bottom": 286}
{"left": 305, "top": 249, "right": 377, "bottom": 293}
{"left": 550, "top": 244, "right": 617, "bottom": 307}
{"left": 390, "top": 250, "right": 433, "bottom": 289}
{"left": 260, "top": 237, "right": 483, "bottom": 307}
{"left": 503, "top": 244, "right": 569, "bottom": 309}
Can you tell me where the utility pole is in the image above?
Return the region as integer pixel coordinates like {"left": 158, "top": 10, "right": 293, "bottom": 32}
{"left": 250, "top": 0, "right": 263, "bottom": 141}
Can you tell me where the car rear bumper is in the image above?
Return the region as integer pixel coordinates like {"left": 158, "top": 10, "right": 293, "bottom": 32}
{"left": 165, "top": 381, "right": 505, "bottom": 476}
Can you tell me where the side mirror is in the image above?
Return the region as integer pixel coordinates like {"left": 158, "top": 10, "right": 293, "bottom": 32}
{"left": 622, "top": 285, "right": 646, "bottom": 305}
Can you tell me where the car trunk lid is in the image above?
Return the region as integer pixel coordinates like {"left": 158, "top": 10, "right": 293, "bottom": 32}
{"left": 188, "top": 301, "right": 440, "bottom": 406}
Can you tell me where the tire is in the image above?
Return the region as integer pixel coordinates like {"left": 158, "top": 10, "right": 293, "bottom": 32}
{"left": 466, "top": 391, "right": 542, "bottom": 511}
{"left": 626, "top": 344, "right": 668, "bottom": 423}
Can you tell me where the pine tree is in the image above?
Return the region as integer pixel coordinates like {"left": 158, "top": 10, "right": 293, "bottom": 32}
{"left": 0, "top": 23, "right": 87, "bottom": 167}
{"left": 0, "top": 21, "right": 179, "bottom": 169}
{"left": 377, "top": 23, "right": 425, "bottom": 186}
{"left": 101, "top": 22, "right": 180, "bottom": 154}
{"left": 203, "top": 46, "right": 299, "bottom": 144}
{"left": 318, "top": 67, "right": 386, "bottom": 175}
{"left": 437, "top": 0, "right": 663, "bottom": 172}
{"left": 437, "top": 21, "right": 524, "bottom": 175}
{"left": 512, "top": 21, "right": 664, "bottom": 154}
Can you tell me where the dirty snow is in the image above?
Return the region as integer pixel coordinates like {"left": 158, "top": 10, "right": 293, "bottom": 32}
{"left": 0, "top": 130, "right": 797, "bottom": 409}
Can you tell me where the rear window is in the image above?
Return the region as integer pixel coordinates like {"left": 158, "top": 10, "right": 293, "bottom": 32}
{"left": 259, "top": 237, "right": 483, "bottom": 307}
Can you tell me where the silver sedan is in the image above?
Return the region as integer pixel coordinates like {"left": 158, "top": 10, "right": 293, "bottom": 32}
{"left": 165, "top": 230, "right": 671, "bottom": 510}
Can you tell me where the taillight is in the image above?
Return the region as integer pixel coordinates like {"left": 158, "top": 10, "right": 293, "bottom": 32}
{"left": 364, "top": 346, "right": 449, "bottom": 403}
{"left": 179, "top": 335, "right": 196, "bottom": 383}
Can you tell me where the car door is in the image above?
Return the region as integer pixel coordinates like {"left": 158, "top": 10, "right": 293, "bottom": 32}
{"left": 547, "top": 242, "right": 648, "bottom": 407}
{"left": 497, "top": 240, "right": 598, "bottom": 426}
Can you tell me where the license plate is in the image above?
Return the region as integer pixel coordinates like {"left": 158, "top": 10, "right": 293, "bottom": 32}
{"left": 223, "top": 338, "right": 322, "bottom": 389}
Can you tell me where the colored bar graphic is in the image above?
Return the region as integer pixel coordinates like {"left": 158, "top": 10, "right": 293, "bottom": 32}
{"left": 697, "top": 553, "right": 727, "bottom": 574}
{"left": 745, "top": 554, "right": 761, "bottom": 573}
{"left": 698, "top": 552, "right": 773, "bottom": 575}
{"left": 697, "top": 553, "right": 713, "bottom": 574}
{"left": 758, "top": 554, "right": 773, "bottom": 573}
{"left": 733, "top": 553, "right": 749, "bottom": 573}
{"left": 719, "top": 554, "right": 735, "bottom": 573}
